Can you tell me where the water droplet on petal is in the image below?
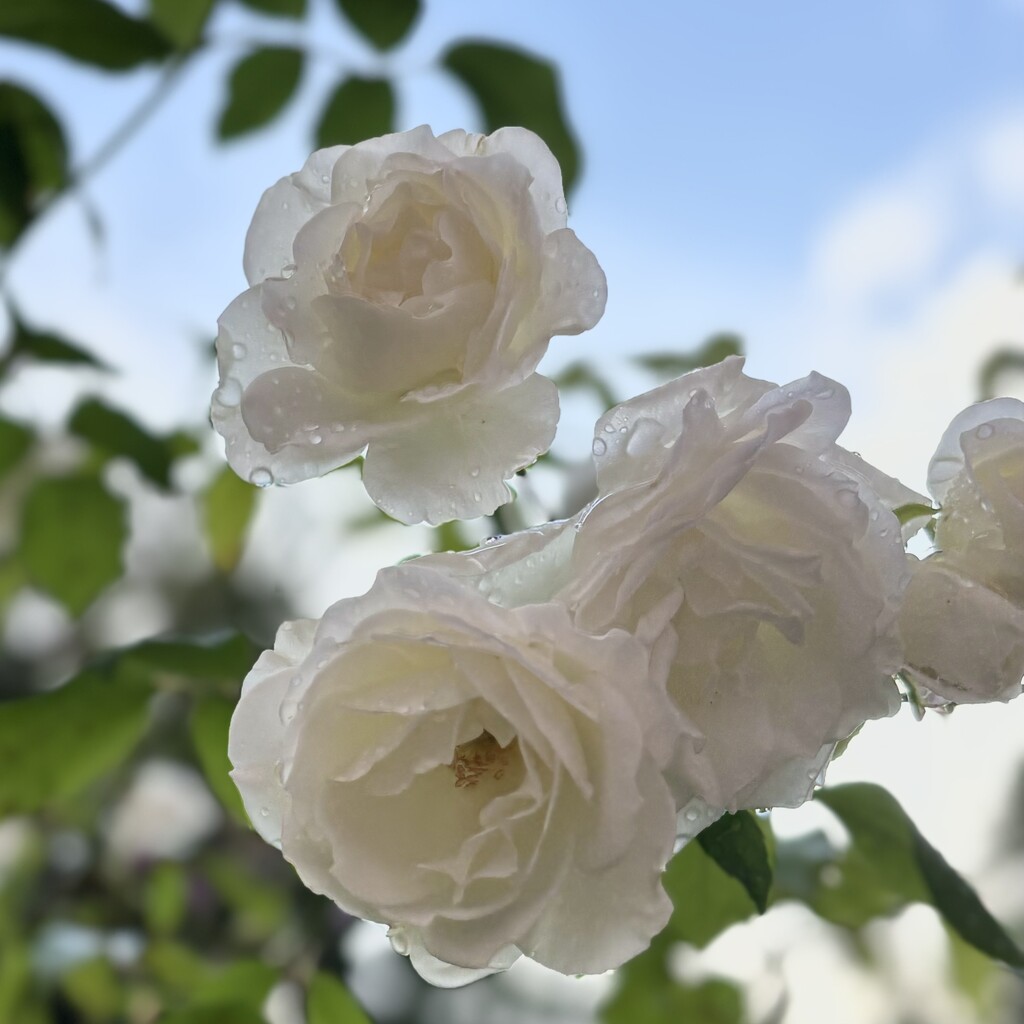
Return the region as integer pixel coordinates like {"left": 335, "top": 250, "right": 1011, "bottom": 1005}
{"left": 976, "top": 423, "right": 995, "bottom": 440}
{"left": 259, "top": 807, "right": 270, "bottom": 817}
{"left": 231, "top": 343, "right": 247, "bottom": 360}
{"left": 472, "top": 491, "right": 481, "bottom": 502}
{"left": 250, "top": 467, "right": 273, "bottom": 487}
{"left": 603, "top": 423, "right": 615, "bottom": 434}
{"left": 470, "top": 467, "right": 480, "bottom": 478}
{"left": 215, "top": 379, "right": 242, "bottom": 407}
{"left": 819, "top": 387, "right": 835, "bottom": 400}
{"left": 284, "top": 297, "right": 297, "bottom": 310}
{"left": 281, "top": 263, "right": 297, "bottom": 279}
{"left": 592, "top": 437, "right": 607, "bottom": 456}
{"left": 310, "top": 433, "right": 323, "bottom": 445}
{"left": 684, "top": 808, "right": 699, "bottom": 822}
{"left": 555, "top": 196, "right": 567, "bottom": 214}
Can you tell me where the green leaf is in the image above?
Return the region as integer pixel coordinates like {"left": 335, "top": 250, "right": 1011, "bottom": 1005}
{"left": 190, "top": 696, "right": 248, "bottom": 824}
{"left": 335, "top": 0, "right": 420, "bottom": 50}
{"left": 18, "top": 474, "right": 126, "bottom": 615}
{"left": 0, "top": 84, "right": 68, "bottom": 247}
{"left": 0, "top": 667, "right": 150, "bottom": 815}
{"left": 8, "top": 313, "right": 107, "bottom": 368}
{"left": 307, "top": 972, "right": 372, "bottom": 1024}
{"left": 122, "top": 632, "right": 257, "bottom": 685}
{"left": 603, "top": 957, "right": 743, "bottom": 1024}
{"left": 442, "top": 41, "right": 580, "bottom": 194}
{"left": 149, "top": 0, "right": 215, "bottom": 48}
{"left": 893, "top": 502, "right": 937, "bottom": 526}
{"left": 61, "top": 957, "right": 123, "bottom": 1020}
{"left": 817, "top": 784, "right": 1024, "bottom": 967}
{"left": 217, "top": 48, "right": 303, "bottom": 140}
{"left": 0, "top": 0, "right": 172, "bottom": 70}
{"left": 235, "top": 0, "right": 305, "bottom": 18}
{"left": 634, "top": 333, "right": 744, "bottom": 380}
{"left": 315, "top": 75, "right": 394, "bottom": 148}
{"left": 159, "top": 1007, "right": 266, "bottom": 1024}
{"left": 432, "top": 519, "right": 474, "bottom": 552}
{"left": 553, "top": 361, "right": 617, "bottom": 411}
{"left": 0, "top": 417, "right": 32, "bottom": 480}
{"left": 662, "top": 838, "right": 759, "bottom": 948}
{"left": 978, "top": 347, "right": 1024, "bottom": 400}
{"left": 697, "top": 811, "right": 773, "bottom": 914}
{"left": 144, "top": 864, "right": 189, "bottom": 936}
{"left": 68, "top": 398, "right": 181, "bottom": 489}
{"left": 203, "top": 467, "right": 257, "bottom": 573}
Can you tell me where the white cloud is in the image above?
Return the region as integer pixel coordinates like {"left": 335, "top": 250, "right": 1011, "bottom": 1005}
{"left": 974, "top": 109, "right": 1024, "bottom": 212}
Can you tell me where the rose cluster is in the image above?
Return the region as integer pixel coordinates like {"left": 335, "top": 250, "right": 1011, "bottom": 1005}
{"left": 216, "top": 128, "right": 1024, "bottom": 986}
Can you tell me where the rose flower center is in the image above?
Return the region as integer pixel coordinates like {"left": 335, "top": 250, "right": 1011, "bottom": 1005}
{"left": 449, "top": 731, "right": 518, "bottom": 789}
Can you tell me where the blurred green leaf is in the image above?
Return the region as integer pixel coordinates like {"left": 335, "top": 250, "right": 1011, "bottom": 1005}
{"left": 144, "top": 864, "right": 189, "bottom": 936}
{"left": 0, "top": 0, "right": 172, "bottom": 70}
{"left": 236, "top": 0, "right": 305, "bottom": 17}
{"left": 697, "top": 811, "right": 773, "bottom": 914}
{"left": 662, "top": 838, "right": 758, "bottom": 948}
{"left": 217, "top": 48, "right": 303, "bottom": 140}
{"left": 0, "top": 417, "right": 32, "bottom": 480}
{"left": 553, "top": 361, "right": 617, "bottom": 411}
{"left": 160, "top": 1007, "right": 266, "bottom": 1024}
{"left": 335, "top": 0, "right": 419, "bottom": 50}
{"left": 8, "top": 313, "right": 107, "bottom": 368}
{"left": 0, "top": 84, "right": 67, "bottom": 248}
{"left": 61, "top": 957, "right": 123, "bottom": 1021}
{"left": 203, "top": 467, "right": 257, "bottom": 573}
{"left": 816, "top": 784, "right": 1024, "bottom": 966}
{"left": 122, "top": 632, "right": 257, "bottom": 685}
{"left": 69, "top": 398, "right": 184, "bottom": 489}
{"left": 190, "top": 696, "right": 248, "bottom": 824}
{"left": 149, "top": 0, "right": 215, "bottom": 48}
{"left": 203, "top": 855, "right": 289, "bottom": 941}
{"left": 432, "top": 519, "right": 474, "bottom": 552}
{"left": 634, "top": 333, "right": 744, "bottom": 380}
{"left": 18, "top": 474, "right": 126, "bottom": 615}
{"left": 0, "top": 667, "right": 150, "bottom": 815}
{"left": 442, "top": 41, "right": 580, "bottom": 193}
{"left": 978, "top": 347, "right": 1024, "bottom": 400}
{"left": 147, "top": 942, "right": 275, "bottom": 1014}
{"left": 307, "top": 971, "right": 372, "bottom": 1024}
{"left": 315, "top": 75, "right": 394, "bottom": 148}
{"left": 603, "top": 947, "right": 743, "bottom": 1024}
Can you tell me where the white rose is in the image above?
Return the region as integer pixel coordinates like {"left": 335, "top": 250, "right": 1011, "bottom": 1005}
{"left": 900, "top": 399, "right": 1024, "bottom": 704}
{"left": 429, "top": 358, "right": 914, "bottom": 817}
{"left": 212, "top": 126, "right": 606, "bottom": 524}
{"left": 228, "top": 564, "right": 683, "bottom": 986}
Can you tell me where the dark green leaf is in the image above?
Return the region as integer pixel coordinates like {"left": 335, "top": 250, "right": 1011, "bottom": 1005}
{"left": 315, "top": 75, "right": 394, "bottom": 148}
{"left": 335, "top": 0, "right": 419, "bottom": 50}
{"left": 307, "top": 972, "right": 372, "bottom": 1024}
{"left": 697, "top": 811, "right": 773, "bottom": 914}
{"left": 817, "top": 784, "right": 1024, "bottom": 966}
{"left": 0, "top": 0, "right": 172, "bottom": 70}
{"left": 432, "top": 519, "right": 474, "bottom": 552}
{"left": 235, "top": 0, "right": 305, "bottom": 18}
{"left": 190, "top": 696, "right": 248, "bottom": 824}
{"left": 634, "top": 333, "right": 744, "bottom": 379}
{"left": 203, "top": 466, "right": 257, "bottom": 573}
{"left": 0, "top": 667, "right": 150, "bottom": 815}
{"left": 217, "top": 48, "right": 303, "bottom": 140}
{"left": 122, "top": 632, "right": 257, "bottom": 685}
{"left": 662, "top": 838, "right": 759, "bottom": 948}
{"left": 149, "top": 0, "right": 215, "bottom": 48}
{"left": 0, "top": 84, "right": 68, "bottom": 247}
{"left": 9, "top": 311, "right": 107, "bottom": 368}
{"left": 19, "top": 474, "right": 126, "bottom": 615}
{"left": 0, "top": 418, "right": 32, "bottom": 480}
{"left": 69, "top": 398, "right": 180, "bottom": 489}
{"left": 442, "top": 41, "right": 580, "bottom": 193}
{"left": 978, "top": 347, "right": 1024, "bottom": 401}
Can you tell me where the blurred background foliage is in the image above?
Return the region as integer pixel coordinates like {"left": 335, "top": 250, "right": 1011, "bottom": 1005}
{"left": 1, "top": 2, "right": 1023, "bottom": 1023}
